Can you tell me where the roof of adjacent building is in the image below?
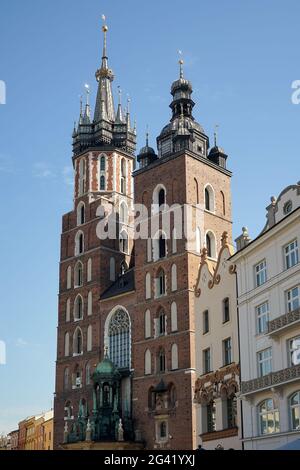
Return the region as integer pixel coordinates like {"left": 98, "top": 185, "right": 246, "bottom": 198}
{"left": 100, "top": 268, "right": 135, "bottom": 300}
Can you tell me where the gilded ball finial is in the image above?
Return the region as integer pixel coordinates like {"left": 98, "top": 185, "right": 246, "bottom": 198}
{"left": 102, "top": 25, "right": 108, "bottom": 32}
{"left": 179, "top": 59, "right": 184, "bottom": 65}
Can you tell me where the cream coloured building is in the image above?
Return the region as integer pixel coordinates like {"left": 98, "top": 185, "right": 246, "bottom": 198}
{"left": 194, "top": 232, "right": 242, "bottom": 449}
{"left": 232, "top": 182, "right": 300, "bottom": 449}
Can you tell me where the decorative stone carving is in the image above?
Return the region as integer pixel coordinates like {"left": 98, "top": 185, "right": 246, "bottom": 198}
{"left": 194, "top": 363, "right": 240, "bottom": 404}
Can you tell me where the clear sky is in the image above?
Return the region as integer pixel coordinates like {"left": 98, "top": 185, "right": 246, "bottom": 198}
{"left": 0, "top": 0, "right": 300, "bottom": 433}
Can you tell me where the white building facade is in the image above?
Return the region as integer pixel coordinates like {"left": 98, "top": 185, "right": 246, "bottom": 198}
{"left": 232, "top": 182, "right": 300, "bottom": 449}
{"left": 194, "top": 232, "right": 242, "bottom": 449}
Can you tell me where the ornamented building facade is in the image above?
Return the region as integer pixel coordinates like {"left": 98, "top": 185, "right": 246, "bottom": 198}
{"left": 194, "top": 232, "right": 242, "bottom": 449}
{"left": 54, "top": 21, "right": 233, "bottom": 450}
{"left": 232, "top": 183, "right": 300, "bottom": 449}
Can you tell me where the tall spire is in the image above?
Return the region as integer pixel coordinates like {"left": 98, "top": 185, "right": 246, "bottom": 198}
{"left": 94, "top": 15, "right": 115, "bottom": 123}
{"left": 82, "top": 84, "right": 91, "bottom": 123}
{"left": 115, "top": 86, "right": 124, "bottom": 123}
{"left": 126, "top": 96, "right": 131, "bottom": 129}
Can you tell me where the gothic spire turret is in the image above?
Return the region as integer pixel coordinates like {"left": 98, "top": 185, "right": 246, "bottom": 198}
{"left": 94, "top": 18, "right": 115, "bottom": 123}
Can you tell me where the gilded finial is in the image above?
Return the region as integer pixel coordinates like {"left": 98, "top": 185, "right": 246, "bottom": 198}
{"left": 80, "top": 95, "right": 83, "bottom": 116}
{"left": 146, "top": 124, "right": 149, "bottom": 146}
{"left": 126, "top": 95, "right": 131, "bottom": 114}
{"left": 101, "top": 14, "right": 108, "bottom": 56}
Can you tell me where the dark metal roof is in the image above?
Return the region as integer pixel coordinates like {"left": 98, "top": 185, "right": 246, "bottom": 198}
{"left": 100, "top": 268, "right": 135, "bottom": 300}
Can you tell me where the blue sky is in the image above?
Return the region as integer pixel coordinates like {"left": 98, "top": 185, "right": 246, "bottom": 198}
{"left": 0, "top": 0, "right": 300, "bottom": 433}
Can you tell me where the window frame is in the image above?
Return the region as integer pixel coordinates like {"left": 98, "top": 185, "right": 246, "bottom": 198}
{"left": 257, "top": 347, "right": 272, "bottom": 377}
{"left": 254, "top": 259, "right": 267, "bottom": 287}
{"left": 284, "top": 239, "right": 299, "bottom": 270}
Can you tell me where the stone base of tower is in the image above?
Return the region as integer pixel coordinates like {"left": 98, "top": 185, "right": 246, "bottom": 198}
{"left": 59, "top": 440, "right": 144, "bottom": 450}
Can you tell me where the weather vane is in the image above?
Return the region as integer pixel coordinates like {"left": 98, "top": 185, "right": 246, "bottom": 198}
{"left": 214, "top": 124, "right": 219, "bottom": 147}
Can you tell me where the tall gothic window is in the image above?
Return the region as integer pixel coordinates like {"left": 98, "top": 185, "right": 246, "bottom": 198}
{"left": 100, "top": 175, "right": 106, "bottom": 191}
{"left": 158, "top": 188, "right": 165, "bottom": 208}
{"left": 100, "top": 156, "right": 106, "bottom": 172}
{"left": 108, "top": 309, "right": 131, "bottom": 369}
{"left": 159, "top": 235, "right": 166, "bottom": 259}
{"left": 121, "top": 159, "right": 126, "bottom": 194}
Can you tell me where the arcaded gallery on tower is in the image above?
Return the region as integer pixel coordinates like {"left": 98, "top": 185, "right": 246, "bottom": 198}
{"left": 55, "top": 16, "right": 300, "bottom": 451}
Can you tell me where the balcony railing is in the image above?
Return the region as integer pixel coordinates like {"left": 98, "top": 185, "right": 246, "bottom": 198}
{"left": 241, "top": 364, "right": 300, "bottom": 395}
{"left": 267, "top": 307, "right": 300, "bottom": 335}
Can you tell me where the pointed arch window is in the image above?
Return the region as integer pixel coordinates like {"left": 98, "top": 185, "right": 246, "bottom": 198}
{"left": 100, "top": 155, "right": 106, "bottom": 172}
{"left": 73, "top": 328, "right": 83, "bottom": 355}
{"left": 121, "top": 159, "right": 127, "bottom": 194}
{"left": 108, "top": 309, "right": 131, "bottom": 369}
{"left": 206, "top": 231, "right": 216, "bottom": 259}
{"left": 74, "top": 295, "right": 83, "bottom": 321}
{"left": 204, "top": 185, "right": 215, "bottom": 212}
{"left": 77, "top": 202, "right": 85, "bottom": 226}
{"left": 74, "top": 261, "right": 83, "bottom": 287}
{"left": 156, "top": 269, "right": 166, "bottom": 297}
{"left": 158, "top": 188, "right": 165, "bottom": 208}
{"left": 158, "top": 310, "right": 166, "bottom": 336}
{"left": 119, "top": 230, "right": 128, "bottom": 254}
{"left": 64, "top": 367, "right": 69, "bottom": 390}
{"left": 158, "top": 349, "right": 166, "bottom": 373}
{"left": 100, "top": 175, "right": 106, "bottom": 191}
{"left": 159, "top": 235, "right": 166, "bottom": 259}
{"left": 205, "top": 188, "right": 210, "bottom": 211}
{"left": 75, "top": 231, "right": 84, "bottom": 256}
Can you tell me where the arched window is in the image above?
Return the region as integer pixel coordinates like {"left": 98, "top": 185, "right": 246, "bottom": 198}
{"left": 171, "top": 343, "right": 178, "bottom": 370}
{"left": 67, "top": 266, "right": 72, "bottom": 289}
{"left": 121, "top": 159, "right": 127, "bottom": 194}
{"left": 158, "top": 349, "right": 166, "bottom": 373}
{"left": 77, "top": 202, "right": 85, "bottom": 225}
{"left": 158, "top": 310, "right": 166, "bottom": 336}
{"left": 74, "top": 261, "right": 83, "bottom": 287}
{"left": 64, "top": 401, "right": 73, "bottom": 420}
{"left": 158, "top": 188, "right": 166, "bottom": 208}
{"left": 120, "top": 201, "right": 128, "bottom": 224}
{"left": 86, "top": 363, "right": 91, "bottom": 385}
{"left": 145, "top": 349, "right": 151, "bottom": 375}
{"left": 87, "top": 291, "right": 92, "bottom": 316}
{"left": 207, "top": 400, "right": 216, "bottom": 432}
{"left": 169, "top": 384, "right": 177, "bottom": 408}
{"left": 66, "top": 298, "right": 71, "bottom": 322}
{"left": 153, "top": 184, "right": 167, "bottom": 214}
{"left": 290, "top": 391, "right": 300, "bottom": 430}
{"left": 87, "top": 258, "right": 92, "bottom": 282}
{"left": 72, "top": 365, "right": 82, "bottom": 388}
{"left": 204, "top": 184, "right": 215, "bottom": 212}
{"left": 119, "top": 230, "right": 128, "bottom": 254}
{"left": 206, "top": 231, "right": 216, "bottom": 259}
{"left": 87, "top": 325, "right": 92, "bottom": 352}
{"left": 73, "top": 328, "right": 83, "bottom": 355}
{"left": 160, "top": 422, "right": 167, "bottom": 439}
{"left": 171, "top": 264, "right": 177, "bottom": 291}
{"left": 227, "top": 396, "right": 237, "bottom": 428}
{"left": 100, "top": 175, "right": 105, "bottom": 191}
{"left": 64, "top": 332, "right": 70, "bottom": 357}
{"left": 100, "top": 155, "right": 106, "bottom": 172}
{"left": 159, "top": 234, "right": 166, "bottom": 259}
{"left": 220, "top": 190, "right": 226, "bottom": 216}
{"left": 145, "top": 309, "right": 151, "bottom": 338}
{"left": 64, "top": 367, "right": 69, "bottom": 390}
{"left": 171, "top": 302, "right": 178, "bottom": 332}
{"left": 75, "top": 231, "right": 84, "bottom": 256}
{"left": 258, "top": 399, "right": 279, "bottom": 435}
{"left": 156, "top": 269, "right": 166, "bottom": 297}
{"left": 108, "top": 309, "right": 131, "bottom": 369}
{"left": 145, "top": 272, "right": 151, "bottom": 299}
{"left": 74, "top": 295, "right": 83, "bottom": 321}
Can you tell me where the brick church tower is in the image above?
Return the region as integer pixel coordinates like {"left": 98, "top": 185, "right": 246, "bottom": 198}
{"left": 131, "top": 60, "right": 232, "bottom": 449}
{"left": 53, "top": 22, "right": 136, "bottom": 448}
{"left": 54, "top": 20, "right": 233, "bottom": 450}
